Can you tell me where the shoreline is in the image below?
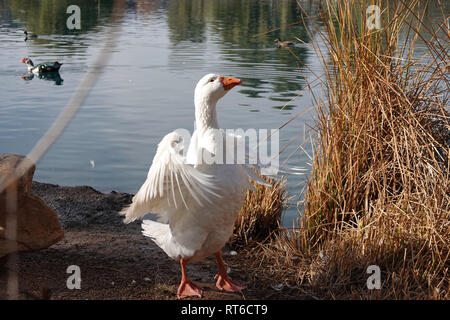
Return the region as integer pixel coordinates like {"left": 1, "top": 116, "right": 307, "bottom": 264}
{"left": 0, "top": 181, "right": 295, "bottom": 300}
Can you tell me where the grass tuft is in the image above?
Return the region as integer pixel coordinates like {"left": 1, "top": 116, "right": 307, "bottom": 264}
{"left": 230, "top": 174, "right": 287, "bottom": 248}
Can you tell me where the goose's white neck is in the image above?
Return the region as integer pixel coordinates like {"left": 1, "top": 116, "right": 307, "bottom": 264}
{"left": 195, "top": 96, "right": 219, "bottom": 131}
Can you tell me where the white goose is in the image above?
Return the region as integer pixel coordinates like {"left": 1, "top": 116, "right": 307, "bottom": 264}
{"left": 121, "top": 74, "right": 270, "bottom": 299}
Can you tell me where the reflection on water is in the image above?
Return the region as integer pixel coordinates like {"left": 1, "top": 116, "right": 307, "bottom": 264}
{"left": 8, "top": 0, "right": 114, "bottom": 35}
{"left": 165, "top": 0, "right": 309, "bottom": 103}
{"left": 21, "top": 71, "right": 64, "bottom": 85}
{"left": 0, "top": 0, "right": 444, "bottom": 225}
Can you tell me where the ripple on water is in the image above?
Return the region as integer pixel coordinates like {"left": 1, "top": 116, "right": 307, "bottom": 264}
{"left": 0, "top": 0, "right": 319, "bottom": 226}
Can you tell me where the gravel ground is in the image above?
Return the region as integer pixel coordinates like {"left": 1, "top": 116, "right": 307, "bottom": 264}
{"left": 0, "top": 182, "right": 270, "bottom": 300}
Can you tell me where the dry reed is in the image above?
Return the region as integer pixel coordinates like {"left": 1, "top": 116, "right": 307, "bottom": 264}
{"left": 242, "top": 0, "right": 449, "bottom": 299}
{"left": 230, "top": 175, "right": 287, "bottom": 248}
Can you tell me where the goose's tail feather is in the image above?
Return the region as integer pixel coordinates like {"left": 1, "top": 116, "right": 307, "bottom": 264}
{"left": 142, "top": 219, "right": 171, "bottom": 249}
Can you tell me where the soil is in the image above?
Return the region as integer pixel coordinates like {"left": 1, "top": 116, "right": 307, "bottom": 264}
{"left": 0, "top": 182, "right": 297, "bottom": 300}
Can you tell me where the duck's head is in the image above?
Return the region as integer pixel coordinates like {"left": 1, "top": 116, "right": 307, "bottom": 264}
{"left": 195, "top": 73, "right": 241, "bottom": 104}
{"left": 21, "top": 57, "right": 34, "bottom": 66}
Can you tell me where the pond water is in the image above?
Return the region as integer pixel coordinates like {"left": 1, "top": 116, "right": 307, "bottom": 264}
{"left": 0, "top": 0, "right": 444, "bottom": 226}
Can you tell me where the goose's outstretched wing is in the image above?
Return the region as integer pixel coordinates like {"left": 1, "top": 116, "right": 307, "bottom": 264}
{"left": 120, "top": 131, "right": 220, "bottom": 224}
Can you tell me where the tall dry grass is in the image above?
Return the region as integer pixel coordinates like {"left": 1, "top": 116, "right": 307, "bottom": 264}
{"left": 231, "top": 175, "right": 287, "bottom": 248}
{"left": 246, "top": 0, "right": 449, "bottom": 299}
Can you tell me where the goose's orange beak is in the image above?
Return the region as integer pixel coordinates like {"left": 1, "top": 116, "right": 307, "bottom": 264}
{"left": 219, "top": 76, "right": 241, "bottom": 91}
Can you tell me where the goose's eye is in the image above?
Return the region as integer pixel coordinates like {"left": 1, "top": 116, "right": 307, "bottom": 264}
{"left": 209, "top": 78, "right": 215, "bottom": 82}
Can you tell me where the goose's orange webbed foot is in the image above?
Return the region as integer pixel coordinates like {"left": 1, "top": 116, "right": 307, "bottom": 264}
{"left": 177, "top": 258, "right": 203, "bottom": 299}
{"left": 177, "top": 278, "right": 203, "bottom": 299}
{"left": 214, "top": 273, "right": 246, "bottom": 292}
{"left": 214, "top": 250, "right": 246, "bottom": 293}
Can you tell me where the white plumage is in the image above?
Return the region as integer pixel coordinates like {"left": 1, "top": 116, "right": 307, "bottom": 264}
{"left": 121, "top": 73, "right": 266, "bottom": 298}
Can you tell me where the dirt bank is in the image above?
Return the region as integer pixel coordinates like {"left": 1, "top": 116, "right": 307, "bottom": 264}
{"left": 0, "top": 182, "right": 302, "bottom": 300}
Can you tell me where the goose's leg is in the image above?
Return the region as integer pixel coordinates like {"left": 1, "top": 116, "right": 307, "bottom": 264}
{"left": 214, "top": 250, "right": 246, "bottom": 292}
{"left": 177, "top": 258, "right": 203, "bottom": 299}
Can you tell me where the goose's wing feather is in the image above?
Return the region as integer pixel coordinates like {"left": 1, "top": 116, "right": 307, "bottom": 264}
{"left": 120, "top": 131, "right": 220, "bottom": 224}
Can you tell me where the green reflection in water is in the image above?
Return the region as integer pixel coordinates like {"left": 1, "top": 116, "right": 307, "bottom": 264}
{"left": 8, "top": 0, "right": 114, "bottom": 35}
{"left": 166, "top": 0, "right": 310, "bottom": 103}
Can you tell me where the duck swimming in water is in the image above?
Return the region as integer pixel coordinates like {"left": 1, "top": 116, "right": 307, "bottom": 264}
{"left": 21, "top": 57, "right": 63, "bottom": 74}
{"left": 24, "top": 30, "right": 38, "bottom": 41}
{"left": 274, "top": 38, "right": 294, "bottom": 48}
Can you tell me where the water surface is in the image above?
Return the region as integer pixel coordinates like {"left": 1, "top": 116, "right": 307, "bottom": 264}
{"left": 1, "top": 0, "right": 443, "bottom": 225}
